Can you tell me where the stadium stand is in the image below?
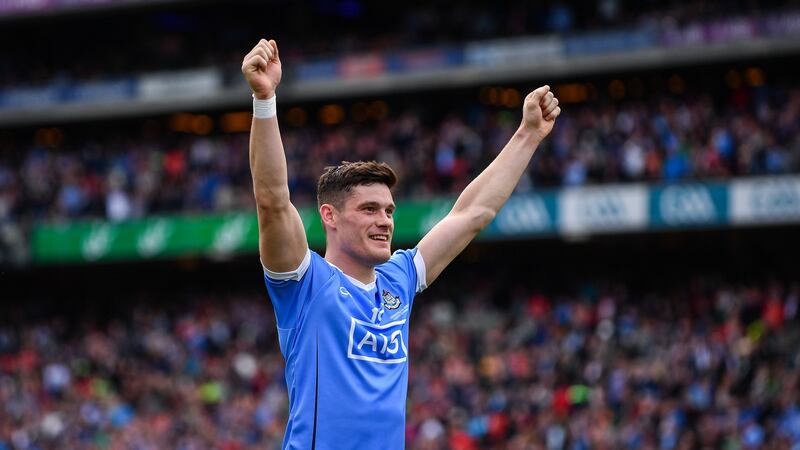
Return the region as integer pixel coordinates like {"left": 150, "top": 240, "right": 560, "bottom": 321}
{"left": 2, "top": 76, "right": 799, "bottom": 222}
{"left": 2, "top": 0, "right": 800, "bottom": 126}
{"left": 2, "top": 0, "right": 794, "bottom": 88}
{"left": 2, "top": 0, "right": 800, "bottom": 448}
{"left": 2, "top": 234, "right": 799, "bottom": 450}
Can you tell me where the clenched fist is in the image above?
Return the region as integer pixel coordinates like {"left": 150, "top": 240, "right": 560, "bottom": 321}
{"left": 242, "top": 39, "right": 282, "bottom": 99}
{"left": 521, "top": 85, "right": 561, "bottom": 141}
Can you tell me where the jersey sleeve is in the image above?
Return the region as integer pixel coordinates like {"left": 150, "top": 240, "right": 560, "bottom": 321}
{"left": 383, "top": 247, "right": 428, "bottom": 301}
{"left": 263, "top": 249, "right": 334, "bottom": 336}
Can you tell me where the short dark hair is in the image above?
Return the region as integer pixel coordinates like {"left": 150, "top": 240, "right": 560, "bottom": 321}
{"left": 317, "top": 161, "right": 398, "bottom": 209}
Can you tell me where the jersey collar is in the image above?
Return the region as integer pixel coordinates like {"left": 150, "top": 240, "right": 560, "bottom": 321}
{"left": 325, "top": 260, "right": 376, "bottom": 291}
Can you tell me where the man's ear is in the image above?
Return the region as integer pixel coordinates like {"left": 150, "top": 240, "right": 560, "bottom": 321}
{"left": 320, "top": 204, "right": 336, "bottom": 230}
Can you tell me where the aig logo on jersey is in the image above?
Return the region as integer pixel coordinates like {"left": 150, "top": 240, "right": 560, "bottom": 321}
{"left": 382, "top": 289, "right": 401, "bottom": 309}
{"left": 348, "top": 317, "right": 408, "bottom": 364}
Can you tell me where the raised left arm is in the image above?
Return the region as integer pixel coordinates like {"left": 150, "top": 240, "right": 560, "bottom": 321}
{"left": 417, "top": 85, "right": 560, "bottom": 286}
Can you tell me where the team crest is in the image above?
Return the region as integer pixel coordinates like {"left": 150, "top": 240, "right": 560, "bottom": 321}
{"left": 382, "top": 290, "right": 401, "bottom": 310}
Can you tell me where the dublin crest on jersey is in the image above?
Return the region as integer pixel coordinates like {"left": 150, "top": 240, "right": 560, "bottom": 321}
{"left": 382, "top": 289, "right": 401, "bottom": 310}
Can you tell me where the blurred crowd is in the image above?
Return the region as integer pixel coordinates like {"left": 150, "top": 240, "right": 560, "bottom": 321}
{"left": 0, "top": 0, "right": 793, "bottom": 89}
{"left": 1, "top": 83, "right": 799, "bottom": 224}
{"left": 1, "top": 276, "right": 799, "bottom": 449}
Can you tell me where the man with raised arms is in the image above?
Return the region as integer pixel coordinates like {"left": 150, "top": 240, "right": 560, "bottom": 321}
{"left": 242, "top": 38, "right": 561, "bottom": 450}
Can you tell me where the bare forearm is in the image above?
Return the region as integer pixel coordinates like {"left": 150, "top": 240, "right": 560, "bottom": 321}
{"left": 242, "top": 39, "right": 308, "bottom": 270}
{"left": 452, "top": 126, "right": 541, "bottom": 216}
{"left": 249, "top": 116, "right": 290, "bottom": 207}
{"left": 417, "top": 86, "right": 559, "bottom": 287}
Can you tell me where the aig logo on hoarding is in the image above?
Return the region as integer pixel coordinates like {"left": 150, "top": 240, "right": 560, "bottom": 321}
{"left": 347, "top": 318, "right": 408, "bottom": 364}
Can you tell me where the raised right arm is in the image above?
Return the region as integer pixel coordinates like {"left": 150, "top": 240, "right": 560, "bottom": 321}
{"left": 242, "top": 39, "right": 308, "bottom": 272}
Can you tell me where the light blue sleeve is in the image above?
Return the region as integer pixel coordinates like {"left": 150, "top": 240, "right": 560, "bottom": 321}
{"left": 381, "top": 248, "right": 428, "bottom": 303}
{"left": 263, "top": 250, "right": 334, "bottom": 350}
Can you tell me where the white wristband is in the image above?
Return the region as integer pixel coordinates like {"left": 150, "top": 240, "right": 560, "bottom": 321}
{"left": 253, "top": 94, "right": 276, "bottom": 119}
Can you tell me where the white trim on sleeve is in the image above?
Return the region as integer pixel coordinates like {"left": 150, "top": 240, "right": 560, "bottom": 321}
{"left": 263, "top": 249, "right": 311, "bottom": 281}
{"left": 413, "top": 249, "right": 427, "bottom": 293}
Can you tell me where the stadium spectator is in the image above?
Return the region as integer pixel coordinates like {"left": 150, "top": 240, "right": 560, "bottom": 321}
{"left": 2, "top": 0, "right": 789, "bottom": 90}
{"left": 1, "top": 279, "right": 798, "bottom": 449}
{"left": 1, "top": 85, "right": 799, "bottom": 223}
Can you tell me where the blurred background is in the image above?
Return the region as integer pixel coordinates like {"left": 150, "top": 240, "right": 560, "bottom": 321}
{"left": 1, "top": 0, "right": 800, "bottom": 449}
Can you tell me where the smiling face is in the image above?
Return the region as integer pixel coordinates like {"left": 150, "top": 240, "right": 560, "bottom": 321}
{"left": 325, "top": 183, "right": 395, "bottom": 267}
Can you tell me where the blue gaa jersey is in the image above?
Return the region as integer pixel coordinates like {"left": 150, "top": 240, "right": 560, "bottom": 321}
{"left": 263, "top": 248, "right": 427, "bottom": 450}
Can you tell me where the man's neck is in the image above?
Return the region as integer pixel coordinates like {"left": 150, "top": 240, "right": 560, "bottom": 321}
{"left": 324, "top": 250, "right": 376, "bottom": 286}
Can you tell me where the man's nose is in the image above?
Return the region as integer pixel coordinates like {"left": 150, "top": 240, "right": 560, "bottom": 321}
{"left": 376, "top": 211, "right": 392, "bottom": 228}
